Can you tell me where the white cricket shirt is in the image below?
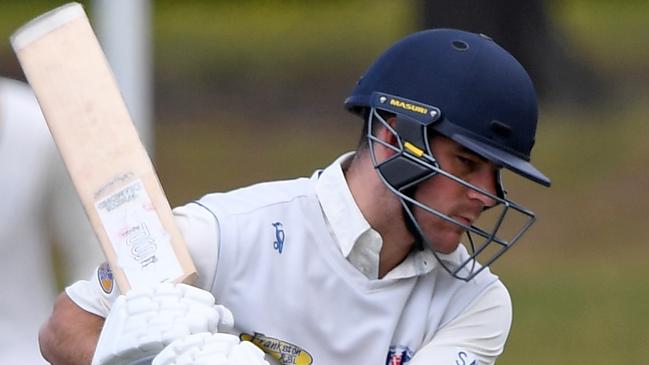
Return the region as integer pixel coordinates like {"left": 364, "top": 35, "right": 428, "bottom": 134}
{"left": 67, "top": 153, "right": 512, "bottom": 364}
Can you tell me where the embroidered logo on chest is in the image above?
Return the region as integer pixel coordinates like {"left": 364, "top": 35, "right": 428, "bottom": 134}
{"left": 386, "top": 345, "right": 413, "bottom": 365}
{"left": 272, "top": 222, "right": 285, "bottom": 254}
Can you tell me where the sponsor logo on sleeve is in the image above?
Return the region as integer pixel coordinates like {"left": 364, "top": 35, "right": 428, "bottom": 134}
{"left": 456, "top": 350, "right": 478, "bottom": 365}
{"left": 97, "top": 262, "right": 114, "bottom": 294}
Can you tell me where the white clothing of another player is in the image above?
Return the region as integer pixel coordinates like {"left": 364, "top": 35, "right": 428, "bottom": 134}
{"left": 0, "top": 78, "right": 103, "bottom": 364}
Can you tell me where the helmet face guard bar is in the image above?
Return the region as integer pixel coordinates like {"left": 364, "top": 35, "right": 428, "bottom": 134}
{"left": 366, "top": 98, "right": 537, "bottom": 281}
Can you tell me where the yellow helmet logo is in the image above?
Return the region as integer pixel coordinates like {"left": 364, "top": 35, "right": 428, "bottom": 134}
{"left": 389, "top": 98, "right": 428, "bottom": 114}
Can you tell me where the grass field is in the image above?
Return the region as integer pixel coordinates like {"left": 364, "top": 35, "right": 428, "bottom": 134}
{"left": 2, "top": 1, "right": 648, "bottom": 363}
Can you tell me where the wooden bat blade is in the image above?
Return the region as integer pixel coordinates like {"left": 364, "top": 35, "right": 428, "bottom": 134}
{"left": 11, "top": 2, "right": 197, "bottom": 292}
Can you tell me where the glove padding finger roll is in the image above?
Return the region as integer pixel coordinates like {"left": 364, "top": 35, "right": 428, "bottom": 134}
{"left": 152, "top": 332, "right": 269, "bottom": 365}
{"left": 92, "top": 283, "right": 234, "bottom": 365}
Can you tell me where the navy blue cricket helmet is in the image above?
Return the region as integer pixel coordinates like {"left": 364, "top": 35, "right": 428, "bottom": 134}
{"left": 345, "top": 29, "right": 550, "bottom": 281}
{"left": 345, "top": 28, "right": 550, "bottom": 187}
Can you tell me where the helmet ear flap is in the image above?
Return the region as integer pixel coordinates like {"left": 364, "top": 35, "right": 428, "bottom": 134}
{"left": 371, "top": 111, "right": 438, "bottom": 191}
{"left": 377, "top": 154, "right": 434, "bottom": 190}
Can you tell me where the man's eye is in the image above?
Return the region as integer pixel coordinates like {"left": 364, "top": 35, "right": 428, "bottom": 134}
{"left": 457, "top": 155, "right": 476, "bottom": 168}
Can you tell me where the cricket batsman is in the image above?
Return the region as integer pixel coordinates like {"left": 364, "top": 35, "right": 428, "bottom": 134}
{"left": 39, "top": 28, "right": 550, "bottom": 365}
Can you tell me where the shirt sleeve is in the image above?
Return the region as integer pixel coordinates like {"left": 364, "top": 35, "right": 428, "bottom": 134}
{"left": 409, "top": 280, "right": 512, "bottom": 365}
{"left": 173, "top": 201, "right": 220, "bottom": 291}
{"left": 65, "top": 201, "right": 221, "bottom": 316}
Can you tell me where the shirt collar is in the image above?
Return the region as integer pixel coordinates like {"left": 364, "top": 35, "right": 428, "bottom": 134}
{"left": 314, "top": 152, "right": 371, "bottom": 258}
{"left": 314, "top": 152, "right": 455, "bottom": 280}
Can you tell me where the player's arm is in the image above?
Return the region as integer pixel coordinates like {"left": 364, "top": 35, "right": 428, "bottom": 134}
{"left": 408, "top": 281, "right": 512, "bottom": 365}
{"left": 39, "top": 292, "right": 104, "bottom": 365}
{"left": 39, "top": 204, "right": 222, "bottom": 365}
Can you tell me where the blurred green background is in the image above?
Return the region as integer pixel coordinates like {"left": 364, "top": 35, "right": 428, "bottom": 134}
{"left": 1, "top": 1, "right": 648, "bottom": 363}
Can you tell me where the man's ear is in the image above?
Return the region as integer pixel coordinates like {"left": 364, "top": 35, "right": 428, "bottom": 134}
{"left": 378, "top": 116, "right": 399, "bottom": 145}
{"left": 372, "top": 116, "right": 400, "bottom": 160}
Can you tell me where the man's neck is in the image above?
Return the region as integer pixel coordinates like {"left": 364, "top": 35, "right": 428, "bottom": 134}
{"left": 345, "top": 151, "right": 415, "bottom": 278}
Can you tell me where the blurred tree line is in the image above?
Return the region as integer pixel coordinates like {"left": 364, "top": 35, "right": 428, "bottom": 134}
{"left": 418, "top": 0, "right": 606, "bottom": 106}
{"left": 0, "top": 0, "right": 629, "bottom": 125}
{"left": 148, "top": 0, "right": 613, "bottom": 127}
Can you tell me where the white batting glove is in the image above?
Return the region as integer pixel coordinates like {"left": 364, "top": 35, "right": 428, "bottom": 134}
{"left": 152, "top": 333, "right": 269, "bottom": 365}
{"left": 92, "top": 283, "right": 234, "bottom": 365}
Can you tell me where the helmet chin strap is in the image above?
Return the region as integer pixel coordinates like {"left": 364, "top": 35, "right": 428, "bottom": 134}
{"left": 367, "top": 106, "right": 435, "bottom": 252}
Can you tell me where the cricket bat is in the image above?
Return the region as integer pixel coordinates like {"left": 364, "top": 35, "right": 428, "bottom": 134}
{"left": 11, "top": 2, "right": 197, "bottom": 292}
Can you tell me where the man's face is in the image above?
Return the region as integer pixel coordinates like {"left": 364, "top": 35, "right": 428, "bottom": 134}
{"left": 413, "top": 135, "right": 500, "bottom": 254}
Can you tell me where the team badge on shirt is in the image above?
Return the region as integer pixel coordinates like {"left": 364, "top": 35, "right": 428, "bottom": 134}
{"left": 97, "top": 261, "right": 114, "bottom": 294}
{"left": 240, "top": 332, "right": 312, "bottom": 365}
{"left": 386, "top": 345, "right": 413, "bottom": 365}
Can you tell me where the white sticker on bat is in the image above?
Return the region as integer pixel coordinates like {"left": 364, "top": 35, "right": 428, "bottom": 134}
{"left": 95, "top": 179, "right": 182, "bottom": 287}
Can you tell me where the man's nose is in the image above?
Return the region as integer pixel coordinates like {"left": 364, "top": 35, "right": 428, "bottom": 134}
{"left": 466, "top": 170, "right": 498, "bottom": 208}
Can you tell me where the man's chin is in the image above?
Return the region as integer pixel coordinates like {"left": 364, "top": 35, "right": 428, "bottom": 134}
{"left": 427, "top": 235, "right": 461, "bottom": 254}
{"left": 434, "top": 245, "right": 460, "bottom": 255}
